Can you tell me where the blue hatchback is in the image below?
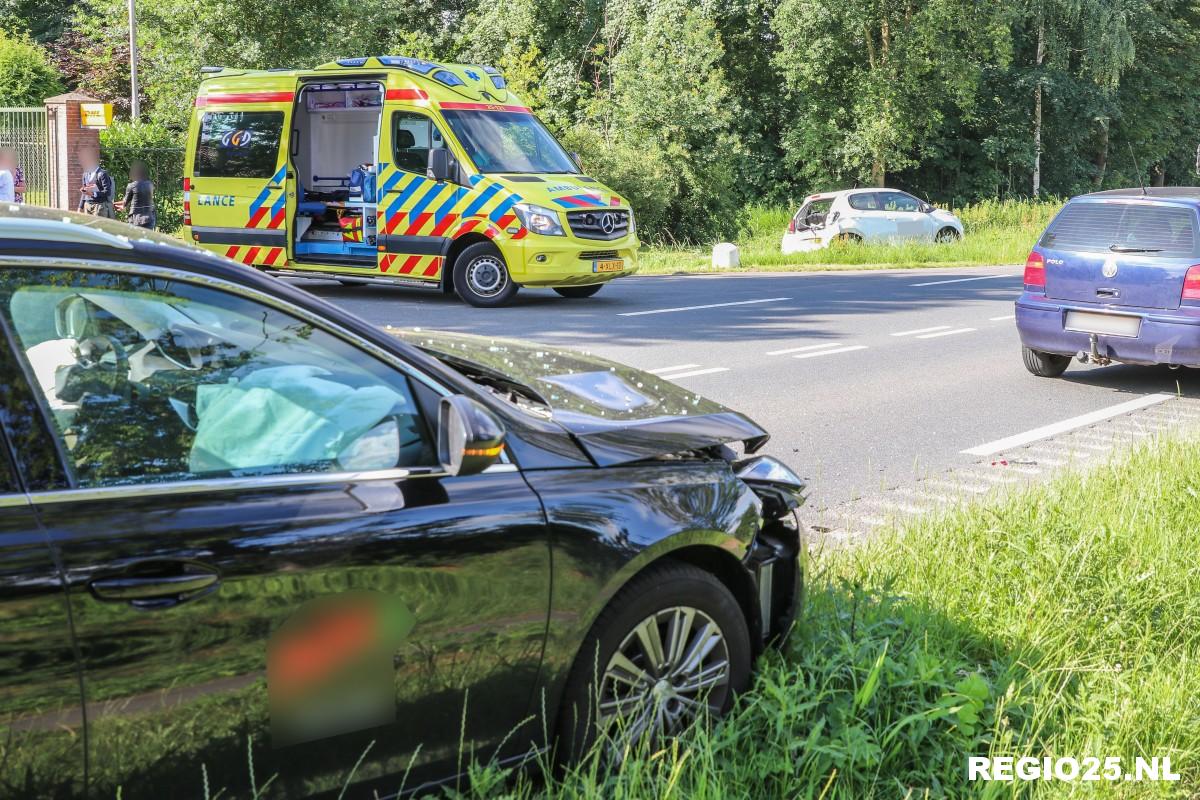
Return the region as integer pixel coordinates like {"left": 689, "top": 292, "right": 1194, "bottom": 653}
{"left": 1016, "top": 188, "right": 1200, "bottom": 376}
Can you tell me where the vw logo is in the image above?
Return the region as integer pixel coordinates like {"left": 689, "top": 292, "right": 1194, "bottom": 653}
{"left": 599, "top": 213, "right": 616, "bottom": 235}
{"left": 1102, "top": 258, "right": 1119, "bottom": 279}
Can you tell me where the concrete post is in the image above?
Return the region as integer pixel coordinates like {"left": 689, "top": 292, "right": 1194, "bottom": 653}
{"left": 44, "top": 92, "right": 103, "bottom": 211}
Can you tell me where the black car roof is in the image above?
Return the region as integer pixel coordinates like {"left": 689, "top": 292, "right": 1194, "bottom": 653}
{"left": 0, "top": 203, "right": 440, "bottom": 375}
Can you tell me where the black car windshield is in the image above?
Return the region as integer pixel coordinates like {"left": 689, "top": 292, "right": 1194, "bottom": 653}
{"left": 441, "top": 110, "right": 578, "bottom": 174}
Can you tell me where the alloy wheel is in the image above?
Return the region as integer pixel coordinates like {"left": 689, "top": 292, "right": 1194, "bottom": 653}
{"left": 597, "top": 605, "right": 730, "bottom": 744}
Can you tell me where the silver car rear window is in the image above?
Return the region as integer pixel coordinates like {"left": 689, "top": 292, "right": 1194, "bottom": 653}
{"left": 1040, "top": 202, "right": 1198, "bottom": 257}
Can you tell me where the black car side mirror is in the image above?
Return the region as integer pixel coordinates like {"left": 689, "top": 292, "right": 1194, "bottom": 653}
{"left": 427, "top": 148, "right": 451, "bottom": 183}
{"left": 921, "top": 203, "right": 934, "bottom": 213}
{"left": 438, "top": 395, "right": 506, "bottom": 476}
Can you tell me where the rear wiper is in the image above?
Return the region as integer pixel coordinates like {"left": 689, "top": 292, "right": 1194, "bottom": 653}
{"left": 1109, "top": 244, "right": 1162, "bottom": 253}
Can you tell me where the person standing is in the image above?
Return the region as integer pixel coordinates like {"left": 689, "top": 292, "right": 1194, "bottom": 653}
{"left": 115, "top": 161, "right": 156, "bottom": 230}
{"left": 0, "top": 150, "right": 15, "bottom": 203}
{"left": 0, "top": 148, "right": 26, "bottom": 203}
{"left": 77, "top": 145, "right": 115, "bottom": 218}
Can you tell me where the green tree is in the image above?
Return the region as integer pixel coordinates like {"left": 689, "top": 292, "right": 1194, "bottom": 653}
{"left": 772, "top": 0, "right": 1013, "bottom": 190}
{"left": 578, "top": 0, "right": 742, "bottom": 241}
{"left": 0, "top": 29, "right": 62, "bottom": 105}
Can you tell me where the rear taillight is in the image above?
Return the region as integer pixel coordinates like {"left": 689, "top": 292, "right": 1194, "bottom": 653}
{"left": 1023, "top": 251, "right": 1046, "bottom": 290}
{"left": 787, "top": 218, "right": 796, "bottom": 234}
{"left": 182, "top": 177, "right": 192, "bottom": 227}
{"left": 1182, "top": 265, "right": 1200, "bottom": 303}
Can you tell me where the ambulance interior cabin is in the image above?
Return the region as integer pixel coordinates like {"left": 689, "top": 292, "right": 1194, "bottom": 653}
{"left": 292, "top": 81, "right": 383, "bottom": 266}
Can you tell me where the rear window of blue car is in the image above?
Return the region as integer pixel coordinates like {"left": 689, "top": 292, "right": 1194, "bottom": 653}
{"left": 1040, "top": 201, "right": 1198, "bottom": 258}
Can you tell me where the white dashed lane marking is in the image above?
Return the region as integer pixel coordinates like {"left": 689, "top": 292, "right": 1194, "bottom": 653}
{"left": 655, "top": 367, "right": 730, "bottom": 380}
{"left": 910, "top": 274, "right": 1015, "bottom": 287}
{"left": 766, "top": 343, "right": 844, "bottom": 356}
{"left": 891, "top": 325, "right": 952, "bottom": 337}
{"left": 990, "top": 314, "right": 1016, "bottom": 321}
{"left": 618, "top": 297, "right": 790, "bottom": 317}
{"left": 915, "top": 327, "right": 976, "bottom": 339}
{"left": 792, "top": 345, "right": 868, "bottom": 360}
{"left": 647, "top": 364, "right": 700, "bottom": 374}
{"left": 961, "top": 393, "right": 1175, "bottom": 456}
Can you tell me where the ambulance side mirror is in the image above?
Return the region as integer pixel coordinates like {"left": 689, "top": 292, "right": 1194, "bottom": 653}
{"left": 427, "top": 148, "right": 451, "bottom": 183}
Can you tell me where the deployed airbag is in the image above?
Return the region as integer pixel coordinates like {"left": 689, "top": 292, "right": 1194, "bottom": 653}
{"left": 189, "top": 364, "right": 402, "bottom": 473}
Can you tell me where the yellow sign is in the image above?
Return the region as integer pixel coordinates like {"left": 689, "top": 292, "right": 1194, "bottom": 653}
{"left": 79, "top": 103, "right": 113, "bottom": 129}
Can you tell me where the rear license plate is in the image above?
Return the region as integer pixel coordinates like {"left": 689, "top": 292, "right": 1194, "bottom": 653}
{"left": 593, "top": 259, "right": 623, "bottom": 273}
{"left": 1064, "top": 310, "right": 1141, "bottom": 338}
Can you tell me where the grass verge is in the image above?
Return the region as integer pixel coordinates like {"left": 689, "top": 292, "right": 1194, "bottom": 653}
{"left": 638, "top": 199, "right": 1063, "bottom": 275}
{"left": 460, "top": 434, "right": 1199, "bottom": 798}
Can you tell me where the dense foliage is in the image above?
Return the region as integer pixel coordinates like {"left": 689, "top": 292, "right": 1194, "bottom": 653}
{"left": 2, "top": 0, "right": 1198, "bottom": 242}
{"left": 0, "top": 29, "right": 62, "bottom": 106}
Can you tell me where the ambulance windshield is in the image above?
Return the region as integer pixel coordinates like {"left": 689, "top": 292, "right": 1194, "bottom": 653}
{"left": 441, "top": 110, "right": 578, "bottom": 175}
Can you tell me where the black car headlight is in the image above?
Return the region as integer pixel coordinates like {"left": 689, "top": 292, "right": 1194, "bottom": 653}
{"left": 734, "top": 456, "right": 807, "bottom": 520}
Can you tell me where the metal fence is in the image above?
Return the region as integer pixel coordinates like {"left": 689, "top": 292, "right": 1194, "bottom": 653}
{"left": 103, "top": 145, "right": 186, "bottom": 232}
{"left": 0, "top": 107, "right": 49, "bottom": 206}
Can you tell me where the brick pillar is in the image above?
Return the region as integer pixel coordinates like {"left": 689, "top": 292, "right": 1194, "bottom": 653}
{"left": 45, "top": 93, "right": 102, "bottom": 211}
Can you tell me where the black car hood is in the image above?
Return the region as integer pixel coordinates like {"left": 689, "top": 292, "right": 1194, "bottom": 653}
{"left": 388, "top": 329, "right": 769, "bottom": 466}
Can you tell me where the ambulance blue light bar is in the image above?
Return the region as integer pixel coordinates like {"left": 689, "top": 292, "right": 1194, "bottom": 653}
{"left": 432, "top": 69, "right": 466, "bottom": 87}
{"left": 378, "top": 56, "right": 439, "bottom": 75}
{"left": 491, "top": 75, "right": 506, "bottom": 89}
{"left": 337, "top": 57, "right": 369, "bottom": 67}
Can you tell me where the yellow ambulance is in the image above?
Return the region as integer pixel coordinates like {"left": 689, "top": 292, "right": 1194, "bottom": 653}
{"left": 183, "top": 56, "right": 639, "bottom": 307}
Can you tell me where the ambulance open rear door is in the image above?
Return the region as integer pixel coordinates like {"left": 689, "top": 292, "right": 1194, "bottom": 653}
{"left": 187, "top": 88, "right": 296, "bottom": 269}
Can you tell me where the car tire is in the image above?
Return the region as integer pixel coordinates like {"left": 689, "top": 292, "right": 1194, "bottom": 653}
{"left": 453, "top": 242, "right": 519, "bottom": 308}
{"left": 1022, "top": 346, "right": 1071, "bottom": 377}
{"left": 554, "top": 285, "right": 604, "bottom": 299}
{"left": 555, "top": 561, "right": 751, "bottom": 764}
{"left": 935, "top": 227, "right": 961, "bottom": 243}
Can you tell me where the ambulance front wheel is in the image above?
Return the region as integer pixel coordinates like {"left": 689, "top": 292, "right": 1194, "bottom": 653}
{"left": 454, "top": 243, "right": 519, "bottom": 308}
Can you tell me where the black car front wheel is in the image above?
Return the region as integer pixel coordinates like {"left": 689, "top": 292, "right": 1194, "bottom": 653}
{"left": 1022, "top": 345, "right": 1071, "bottom": 377}
{"left": 556, "top": 562, "right": 751, "bottom": 762}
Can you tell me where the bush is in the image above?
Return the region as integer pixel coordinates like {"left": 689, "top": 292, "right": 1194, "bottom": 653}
{"left": 100, "top": 121, "right": 185, "bottom": 231}
{"left": 560, "top": 126, "right": 674, "bottom": 242}
{"left": 0, "top": 30, "right": 63, "bottom": 106}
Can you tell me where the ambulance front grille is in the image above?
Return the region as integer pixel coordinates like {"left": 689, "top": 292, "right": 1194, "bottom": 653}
{"left": 566, "top": 210, "right": 630, "bottom": 241}
{"left": 579, "top": 250, "right": 619, "bottom": 260}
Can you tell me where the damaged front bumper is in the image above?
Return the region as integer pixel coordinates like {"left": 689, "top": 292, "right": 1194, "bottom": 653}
{"left": 737, "top": 456, "right": 807, "bottom": 645}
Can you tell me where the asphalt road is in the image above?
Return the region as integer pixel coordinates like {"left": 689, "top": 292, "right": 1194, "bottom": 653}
{"left": 296, "top": 267, "right": 1200, "bottom": 507}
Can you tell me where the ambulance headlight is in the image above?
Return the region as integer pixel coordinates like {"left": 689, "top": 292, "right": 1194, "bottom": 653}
{"left": 513, "top": 203, "right": 565, "bottom": 237}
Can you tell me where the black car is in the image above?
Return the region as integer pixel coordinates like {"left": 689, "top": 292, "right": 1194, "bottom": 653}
{"left": 0, "top": 206, "right": 805, "bottom": 799}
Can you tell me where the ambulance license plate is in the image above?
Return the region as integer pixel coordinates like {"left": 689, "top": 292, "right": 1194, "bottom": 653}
{"left": 593, "top": 259, "right": 623, "bottom": 273}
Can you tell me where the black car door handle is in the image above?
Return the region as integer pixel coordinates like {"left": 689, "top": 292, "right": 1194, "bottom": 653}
{"left": 89, "top": 560, "right": 220, "bottom": 607}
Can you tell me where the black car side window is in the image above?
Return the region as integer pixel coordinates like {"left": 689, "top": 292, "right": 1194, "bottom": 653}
{"left": 0, "top": 268, "right": 437, "bottom": 488}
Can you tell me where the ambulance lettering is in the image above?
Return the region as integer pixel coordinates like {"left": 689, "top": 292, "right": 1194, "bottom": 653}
{"left": 197, "top": 194, "right": 236, "bottom": 206}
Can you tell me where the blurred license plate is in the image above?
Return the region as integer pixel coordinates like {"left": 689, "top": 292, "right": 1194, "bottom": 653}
{"left": 1064, "top": 310, "right": 1141, "bottom": 338}
{"left": 593, "top": 259, "right": 623, "bottom": 273}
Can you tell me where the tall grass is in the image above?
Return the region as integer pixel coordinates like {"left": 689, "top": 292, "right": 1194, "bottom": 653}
{"left": 454, "top": 435, "right": 1199, "bottom": 798}
{"left": 638, "top": 199, "right": 1064, "bottom": 273}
